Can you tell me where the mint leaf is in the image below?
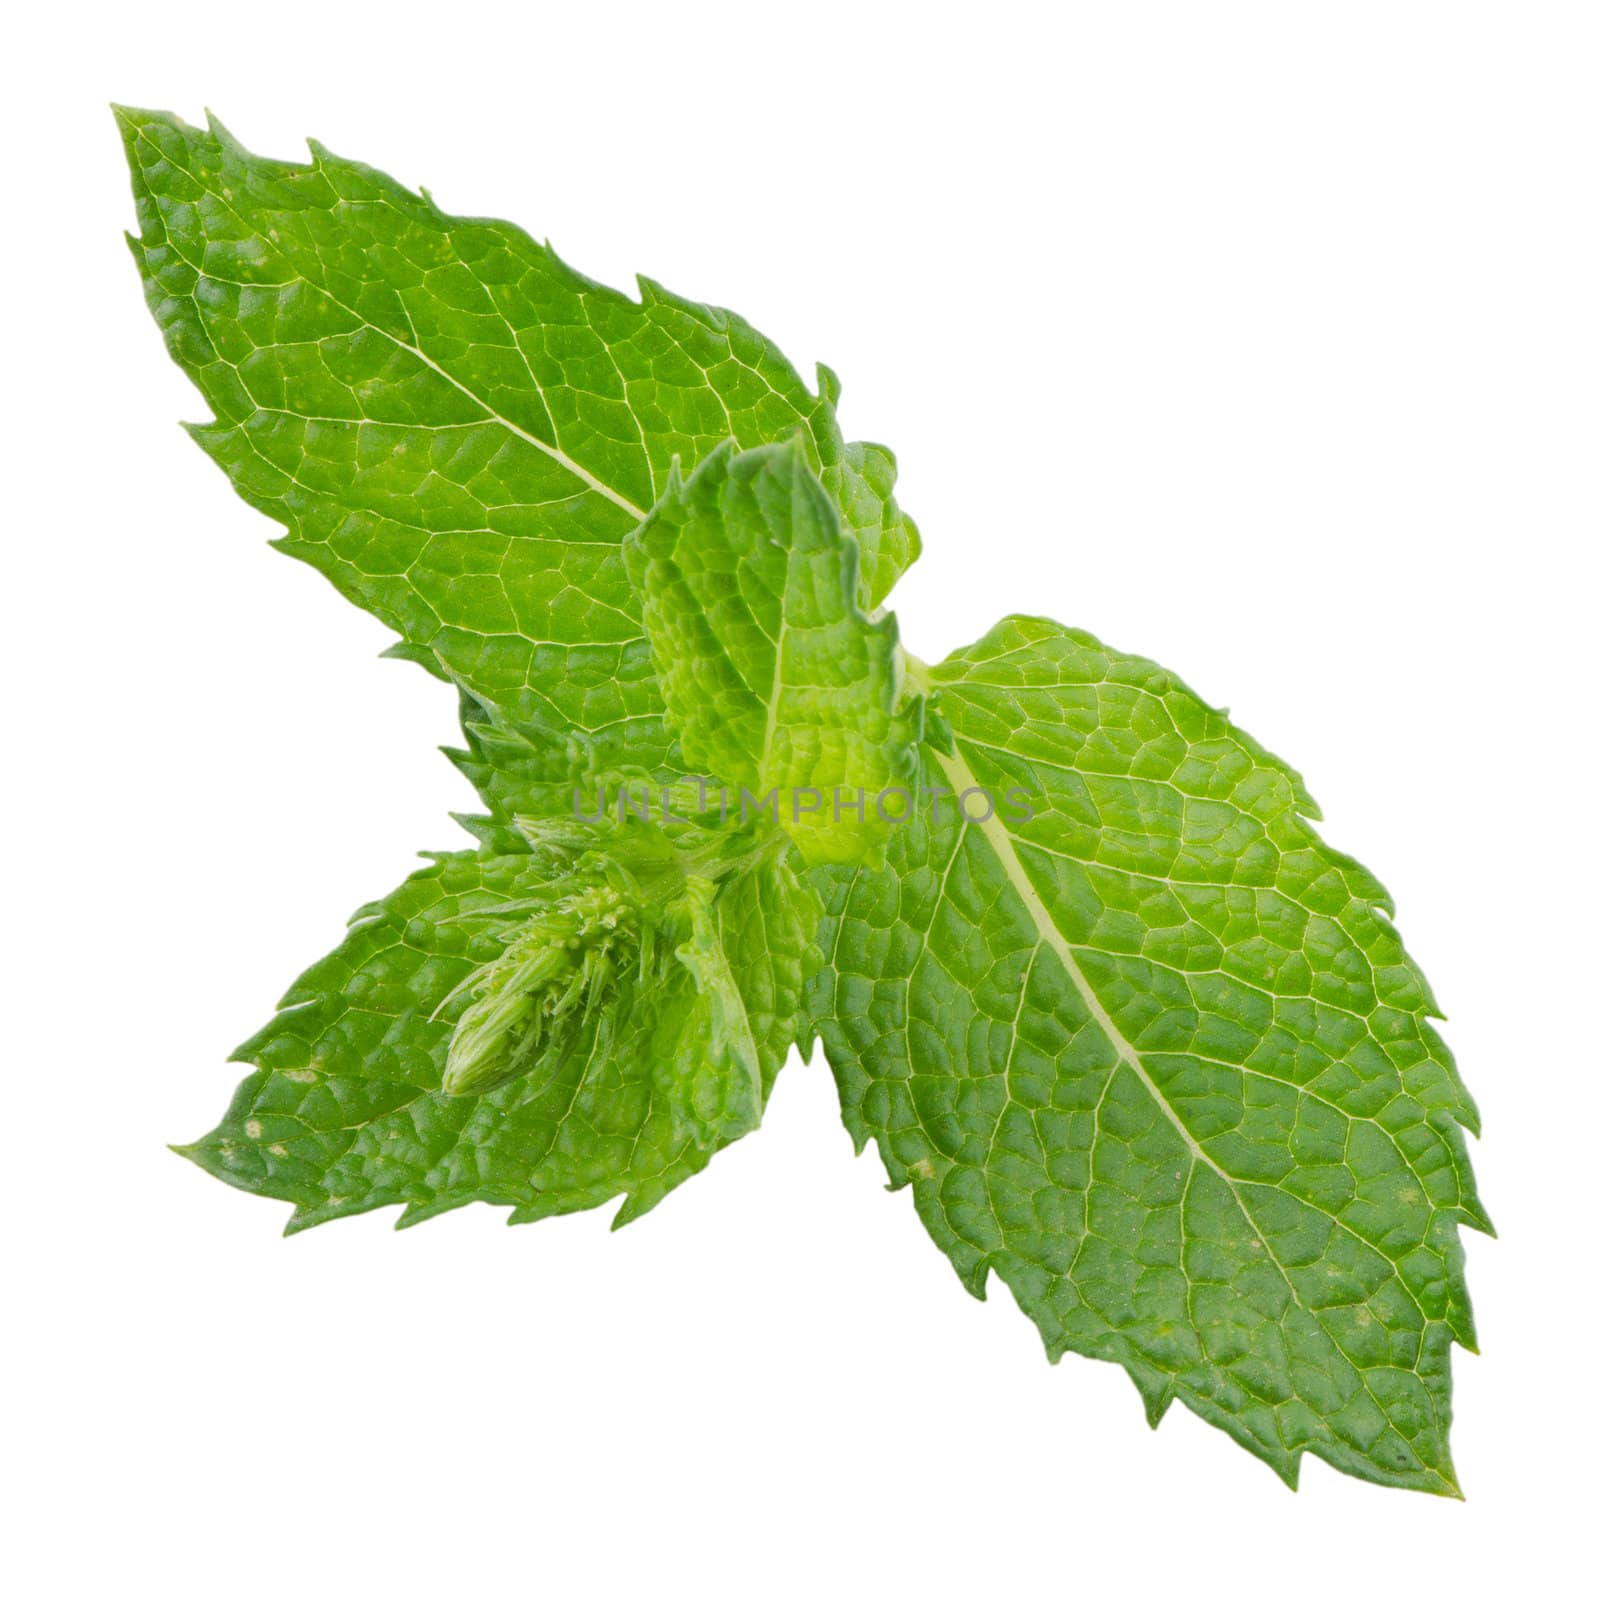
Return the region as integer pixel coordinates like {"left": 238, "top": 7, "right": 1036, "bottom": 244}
{"left": 654, "top": 878, "right": 769, "bottom": 1148}
{"left": 716, "top": 848, "right": 821, "bottom": 1089}
{"left": 116, "top": 103, "right": 918, "bottom": 782}
{"left": 810, "top": 616, "right": 1486, "bottom": 1494}
{"left": 182, "top": 842, "right": 816, "bottom": 1231}
{"left": 624, "top": 440, "right": 920, "bottom": 863}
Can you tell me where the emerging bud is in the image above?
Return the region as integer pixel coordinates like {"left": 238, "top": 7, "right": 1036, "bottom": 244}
{"left": 441, "top": 882, "right": 641, "bottom": 1096}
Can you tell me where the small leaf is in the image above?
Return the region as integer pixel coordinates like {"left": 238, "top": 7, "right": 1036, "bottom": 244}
{"left": 624, "top": 441, "right": 920, "bottom": 864}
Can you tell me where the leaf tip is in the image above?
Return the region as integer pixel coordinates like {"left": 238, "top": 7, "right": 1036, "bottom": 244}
{"left": 112, "top": 103, "right": 155, "bottom": 168}
{"left": 110, "top": 101, "right": 167, "bottom": 139}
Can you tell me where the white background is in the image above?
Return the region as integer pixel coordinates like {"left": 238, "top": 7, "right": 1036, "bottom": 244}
{"left": 5, "top": 3, "right": 1596, "bottom": 1595}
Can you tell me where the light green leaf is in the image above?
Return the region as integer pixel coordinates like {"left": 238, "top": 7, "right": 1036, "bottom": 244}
{"left": 624, "top": 441, "right": 920, "bottom": 864}
{"left": 810, "top": 616, "right": 1486, "bottom": 1493}
{"left": 713, "top": 847, "right": 822, "bottom": 1091}
{"left": 657, "top": 879, "right": 767, "bottom": 1149}
{"left": 117, "top": 104, "right": 917, "bottom": 786}
{"left": 181, "top": 846, "right": 815, "bottom": 1231}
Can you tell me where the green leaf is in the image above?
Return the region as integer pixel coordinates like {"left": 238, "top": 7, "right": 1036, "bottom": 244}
{"left": 656, "top": 879, "right": 767, "bottom": 1149}
{"left": 181, "top": 847, "right": 816, "bottom": 1231}
{"left": 117, "top": 104, "right": 918, "bottom": 786}
{"left": 810, "top": 616, "right": 1486, "bottom": 1494}
{"left": 624, "top": 440, "right": 920, "bottom": 864}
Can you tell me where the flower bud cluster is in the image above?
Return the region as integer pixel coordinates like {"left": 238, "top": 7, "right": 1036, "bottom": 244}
{"left": 441, "top": 880, "right": 642, "bottom": 1096}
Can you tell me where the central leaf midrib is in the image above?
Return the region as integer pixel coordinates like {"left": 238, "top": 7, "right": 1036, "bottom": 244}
{"left": 928, "top": 740, "right": 1223, "bottom": 1171}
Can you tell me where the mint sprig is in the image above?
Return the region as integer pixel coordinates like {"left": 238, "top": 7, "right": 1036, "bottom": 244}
{"left": 121, "top": 106, "right": 1485, "bottom": 1495}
